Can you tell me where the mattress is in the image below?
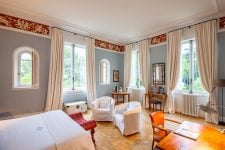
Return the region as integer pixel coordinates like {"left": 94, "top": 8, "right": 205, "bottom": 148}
{"left": 0, "top": 110, "right": 95, "bottom": 150}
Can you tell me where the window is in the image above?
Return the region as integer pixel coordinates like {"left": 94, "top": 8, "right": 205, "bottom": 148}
{"left": 178, "top": 39, "right": 204, "bottom": 93}
{"left": 130, "top": 50, "right": 141, "bottom": 87}
{"left": 63, "top": 43, "right": 86, "bottom": 91}
{"left": 99, "top": 59, "right": 110, "bottom": 84}
{"left": 13, "top": 47, "right": 39, "bottom": 89}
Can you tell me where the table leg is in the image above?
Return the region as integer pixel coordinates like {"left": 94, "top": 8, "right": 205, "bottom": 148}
{"left": 123, "top": 95, "right": 125, "bottom": 103}
{"left": 128, "top": 94, "right": 130, "bottom": 102}
{"left": 117, "top": 95, "right": 119, "bottom": 105}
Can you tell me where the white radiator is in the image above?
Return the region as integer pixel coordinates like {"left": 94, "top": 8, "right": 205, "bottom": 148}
{"left": 174, "top": 92, "right": 208, "bottom": 117}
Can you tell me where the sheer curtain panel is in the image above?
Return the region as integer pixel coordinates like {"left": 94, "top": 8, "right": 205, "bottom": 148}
{"left": 166, "top": 30, "right": 181, "bottom": 113}
{"left": 86, "top": 38, "right": 97, "bottom": 108}
{"left": 45, "top": 28, "right": 64, "bottom": 111}
{"left": 138, "top": 39, "right": 150, "bottom": 108}
{"left": 124, "top": 44, "right": 132, "bottom": 88}
{"left": 195, "top": 20, "right": 218, "bottom": 124}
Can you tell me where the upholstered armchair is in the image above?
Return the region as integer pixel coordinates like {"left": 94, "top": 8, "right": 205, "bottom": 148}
{"left": 91, "top": 96, "right": 115, "bottom": 121}
{"left": 114, "top": 101, "right": 141, "bottom": 136}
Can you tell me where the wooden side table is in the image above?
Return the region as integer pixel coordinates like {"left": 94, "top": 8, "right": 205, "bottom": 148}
{"left": 145, "top": 92, "right": 167, "bottom": 111}
{"left": 112, "top": 91, "right": 130, "bottom": 105}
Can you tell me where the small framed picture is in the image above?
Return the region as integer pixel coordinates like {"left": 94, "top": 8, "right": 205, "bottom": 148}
{"left": 113, "top": 70, "right": 119, "bottom": 82}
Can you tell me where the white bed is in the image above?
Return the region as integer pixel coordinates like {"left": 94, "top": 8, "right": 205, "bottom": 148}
{"left": 0, "top": 110, "right": 95, "bottom": 150}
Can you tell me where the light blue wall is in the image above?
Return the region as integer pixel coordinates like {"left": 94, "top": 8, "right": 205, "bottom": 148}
{"left": 0, "top": 29, "right": 51, "bottom": 117}
{"left": 217, "top": 32, "right": 225, "bottom": 79}
{"left": 95, "top": 49, "right": 124, "bottom": 97}
{"left": 217, "top": 31, "right": 225, "bottom": 118}
{"left": 149, "top": 44, "right": 167, "bottom": 90}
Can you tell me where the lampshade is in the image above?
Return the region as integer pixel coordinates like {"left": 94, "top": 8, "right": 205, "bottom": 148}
{"left": 214, "top": 80, "right": 225, "bottom": 87}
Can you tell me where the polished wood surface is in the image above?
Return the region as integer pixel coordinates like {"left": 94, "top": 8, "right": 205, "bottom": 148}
{"left": 157, "top": 121, "right": 225, "bottom": 150}
{"left": 112, "top": 91, "right": 130, "bottom": 104}
{"left": 145, "top": 92, "right": 167, "bottom": 111}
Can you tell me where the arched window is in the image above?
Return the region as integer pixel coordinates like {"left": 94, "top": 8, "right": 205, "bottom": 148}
{"left": 99, "top": 59, "right": 110, "bottom": 84}
{"left": 13, "top": 46, "right": 39, "bottom": 89}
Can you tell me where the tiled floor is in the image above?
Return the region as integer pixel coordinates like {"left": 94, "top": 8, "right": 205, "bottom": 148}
{"left": 84, "top": 108, "right": 224, "bottom": 150}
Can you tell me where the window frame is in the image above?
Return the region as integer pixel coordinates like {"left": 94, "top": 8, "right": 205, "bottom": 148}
{"left": 18, "top": 51, "right": 33, "bottom": 87}
{"left": 178, "top": 39, "right": 206, "bottom": 94}
{"left": 99, "top": 58, "right": 110, "bottom": 85}
{"left": 13, "top": 46, "right": 39, "bottom": 90}
{"left": 63, "top": 42, "right": 87, "bottom": 92}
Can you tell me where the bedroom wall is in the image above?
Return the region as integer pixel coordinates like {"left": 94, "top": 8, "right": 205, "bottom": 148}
{"left": 149, "top": 44, "right": 167, "bottom": 90}
{"left": 95, "top": 48, "right": 124, "bottom": 97}
{"left": 217, "top": 31, "right": 225, "bottom": 118}
{"left": 0, "top": 29, "right": 51, "bottom": 117}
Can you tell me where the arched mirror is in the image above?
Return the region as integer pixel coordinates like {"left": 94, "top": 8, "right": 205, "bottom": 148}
{"left": 99, "top": 59, "right": 110, "bottom": 84}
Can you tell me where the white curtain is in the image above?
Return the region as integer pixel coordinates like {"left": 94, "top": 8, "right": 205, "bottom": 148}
{"left": 86, "top": 37, "right": 97, "bottom": 108}
{"left": 45, "top": 28, "right": 64, "bottom": 111}
{"left": 138, "top": 39, "right": 150, "bottom": 108}
{"left": 195, "top": 20, "right": 218, "bottom": 124}
{"left": 124, "top": 44, "right": 132, "bottom": 88}
{"left": 166, "top": 30, "right": 181, "bottom": 113}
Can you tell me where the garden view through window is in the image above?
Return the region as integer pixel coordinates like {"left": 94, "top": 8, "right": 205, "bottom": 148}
{"left": 130, "top": 50, "right": 141, "bottom": 87}
{"left": 63, "top": 43, "right": 86, "bottom": 91}
{"left": 19, "top": 52, "right": 32, "bottom": 86}
{"left": 178, "top": 39, "right": 204, "bottom": 93}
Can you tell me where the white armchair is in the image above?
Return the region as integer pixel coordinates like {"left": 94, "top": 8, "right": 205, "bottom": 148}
{"left": 114, "top": 101, "right": 141, "bottom": 136}
{"left": 91, "top": 96, "right": 115, "bottom": 121}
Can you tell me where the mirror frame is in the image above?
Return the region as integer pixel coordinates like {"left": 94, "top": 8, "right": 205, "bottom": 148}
{"left": 152, "top": 63, "right": 165, "bottom": 85}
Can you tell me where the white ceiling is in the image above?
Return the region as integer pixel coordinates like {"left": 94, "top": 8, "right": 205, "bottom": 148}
{"left": 0, "top": 0, "right": 225, "bottom": 45}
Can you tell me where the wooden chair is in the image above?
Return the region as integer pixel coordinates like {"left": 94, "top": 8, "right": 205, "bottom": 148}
{"left": 149, "top": 111, "right": 181, "bottom": 149}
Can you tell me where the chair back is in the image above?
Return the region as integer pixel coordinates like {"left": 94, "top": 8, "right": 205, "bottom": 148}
{"left": 150, "top": 111, "right": 165, "bottom": 130}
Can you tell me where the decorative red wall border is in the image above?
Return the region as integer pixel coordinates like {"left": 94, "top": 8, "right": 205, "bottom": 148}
{"left": 219, "top": 17, "right": 225, "bottom": 30}
{"left": 151, "top": 33, "right": 167, "bottom": 45}
{"left": 0, "top": 13, "right": 49, "bottom": 36}
{"left": 95, "top": 39, "right": 125, "bottom": 52}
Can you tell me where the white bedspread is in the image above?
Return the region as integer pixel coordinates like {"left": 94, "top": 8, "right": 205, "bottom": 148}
{"left": 0, "top": 110, "right": 95, "bottom": 150}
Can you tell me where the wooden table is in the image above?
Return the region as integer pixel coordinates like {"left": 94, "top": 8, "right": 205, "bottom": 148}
{"left": 112, "top": 91, "right": 130, "bottom": 105}
{"left": 145, "top": 92, "right": 167, "bottom": 111}
{"left": 157, "top": 121, "right": 225, "bottom": 150}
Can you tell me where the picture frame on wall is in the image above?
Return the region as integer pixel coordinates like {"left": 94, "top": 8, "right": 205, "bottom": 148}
{"left": 113, "top": 70, "right": 119, "bottom": 82}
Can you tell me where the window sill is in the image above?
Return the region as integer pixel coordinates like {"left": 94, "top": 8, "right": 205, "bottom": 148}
{"left": 99, "top": 83, "right": 110, "bottom": 85}
{"left": 63, "top": 90, "right": 86, "bottom": 94}
{"left": 174, "top": 90, "right": 208, "bottom": 96}
{"left": 13, "top": 86, "right": 39, "bottom": 90}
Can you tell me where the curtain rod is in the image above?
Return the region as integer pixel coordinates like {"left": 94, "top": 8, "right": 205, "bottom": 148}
{"left": 126, "top": 18, "right": 218, "bottom": 46}
{"left": 51, "top": 27, "right": 94, "bottom": 39}
{"left": 168, "top": 18, "right": 218, "bottom": 33}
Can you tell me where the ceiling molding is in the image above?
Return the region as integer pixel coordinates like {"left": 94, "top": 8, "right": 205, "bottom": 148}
{"left": 0, "top": 0, "right": 224, "bottom": 45}
{"left": 0, "top": 2, "right": 124, "bottom": 45}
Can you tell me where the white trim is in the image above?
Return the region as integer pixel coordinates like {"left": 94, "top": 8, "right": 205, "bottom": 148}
{"left": 12, "top": 46, "right": 40, "bottom": 90}
{"left": 95, "top": 47, "right": 124, "bottom": 54}
{"left": 0, "top": 26, "right": 50, "bottom": 39}
{"left": 150, "top": 42, "right": 167, "bottom": 48}
{"left": 218, "top": 28, "right": 225, "bottom": 33}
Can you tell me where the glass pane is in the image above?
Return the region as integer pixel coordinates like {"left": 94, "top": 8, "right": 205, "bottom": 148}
{"left": 63, "top": 44, "right": 73, "bottom": 90}
{"left": 180, "top": 41, "right": 190, "bottom": 91}
{"left": 192, "top": 42, "right": 204, "bottom": 92}
{"left": 20, "top": 53, "right": 32, "bottom": 85}
{"left": 74, "top": 45, "right": 86, "bottom": 90}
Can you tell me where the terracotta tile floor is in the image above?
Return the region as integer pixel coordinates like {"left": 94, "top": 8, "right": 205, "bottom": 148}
{"left": 84, "top": 108, "right": 224, "bottom": 150}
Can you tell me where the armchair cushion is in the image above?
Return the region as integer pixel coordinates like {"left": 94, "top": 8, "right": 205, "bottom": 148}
{"left": 99, "top": 98, "right": 111, "bottom": 109}
{"left": 114, "top": 101, "right": 141, "bottom": 136}
{"left": 91, "top": 96, "right": 115, "bottom": 121}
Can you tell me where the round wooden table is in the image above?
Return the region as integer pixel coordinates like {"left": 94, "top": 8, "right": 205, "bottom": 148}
{"left": 111, "top": 91, "right": 130, "bottom": 105}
